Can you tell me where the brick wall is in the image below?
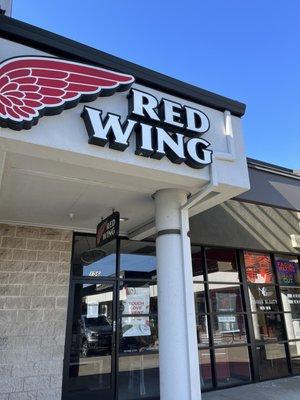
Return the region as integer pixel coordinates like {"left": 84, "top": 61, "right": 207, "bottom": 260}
{"left": 0, "top": 224, "right": 73, "bottom": 400}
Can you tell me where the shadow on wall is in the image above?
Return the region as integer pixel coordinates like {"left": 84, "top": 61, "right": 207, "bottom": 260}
{"left": 190, "top": 200, "right": 300, "bottom": 253}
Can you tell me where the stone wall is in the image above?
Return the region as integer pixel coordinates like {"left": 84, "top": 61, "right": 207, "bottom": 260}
{"left": 0, "top": 224, "right": 73, "bottom": 400}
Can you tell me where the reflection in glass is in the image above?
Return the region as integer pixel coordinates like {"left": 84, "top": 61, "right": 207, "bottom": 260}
{"left": 289, "top": 341, "right": 300, "bottom": 374}
{"left": 118, "top": 354, "right": 159, "bottom": 400}
{"left": 244, "top": 251, "right": 274, "bottom": 284}
{"left": 194, "top": 283, "right": 206, "bottom": 314}
{"left": 275, "top": 255, "right": 300, "bottom": 285}
{"left": 67, "top": 283, "right": 114, "bottom": 393}
{"left": 212, "top": 314, "right": 248, "bottom": 345}
{"left": 120, "top": 240, "right": 156, "bottom": 279}
{"left": 251, "top": 313, "right": 286, "bottom": 342}
{"left": 215, "top": 346, "right": 251, "bottom": 386}
{"left": 256, "top": 344, "right": 288, "bottom": 380}
{"left": 196, "top": 315, "right": 210, "bottom": 347}
{"left": 206, "top": 248, "right": 239, "bottom": 282}
{"left": 73, "top": 234, "right": 117, "bottom": 277}
{"left": 283, "top": 313, "right": 300, "bottom": 340}
{"left": 199, "top": 350, "right": 212, "bottom": 389}
{"left": 209, "top": 284, "right": 244, "bottom": 313}
{"left": 248, "top": 285, "right": 279, "bottom": 312}
{"left": 192, "top": 246, "right": 204, "bottom": 280}
{"left": 281, "top": 287, "right": 300, "bottom": 314}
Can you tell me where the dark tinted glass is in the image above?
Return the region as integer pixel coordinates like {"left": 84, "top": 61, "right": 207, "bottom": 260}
{"left": 67, "top": 283, "right": 114, "bottom": 393}
{"left": 251, "top": 313, "right": 286, "bottom": 342}
{"left": 256, "top": 344, "right": 289, "bottom": 379}
{"left": 199, "top": 350, "right": 213, "bottom": 389}
{"left": 206, "top": 248, "right": 239, "bottom": 282}
{"left": 192, "top": 246, "right": 204, "bottom": 280}
{"left": 215, "top": 346, "right": 251, "bottom": 386}
{"left": 120, "top": 240, "right": 156, "bottom": 279}
{"left": 194, "top": 283, "right": 206, "bottom": 314}
{"left": 289, "top": 341, "right": 300, "bottom": 374}
{"left": 73, "top": 234, "right": 117, "bottom": 277}
{"left": 196, "top": 314, "right": 210, "bottom": 347}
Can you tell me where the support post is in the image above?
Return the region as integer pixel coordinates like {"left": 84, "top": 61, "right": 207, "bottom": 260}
{"left": 153, "top": 188, "right": 201, "bottom": 400}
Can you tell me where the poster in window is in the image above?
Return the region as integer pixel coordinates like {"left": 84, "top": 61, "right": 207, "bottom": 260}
{"left": 122, "top": 287, "right": 150, "bottom": 315}
{"left": 122, "top": 316, "right": 151, "bottom": 337}
{"left": 244, "top": 252, "right": 274, "bottom": 283}
{"left": 121, "top": 287, "right": 151, "bottom": 337}
{"left": 276, "top": 258, "right": 300, "bottom": 285}
{"left": 216, "top": 292, "right": 237, "bottom": 312}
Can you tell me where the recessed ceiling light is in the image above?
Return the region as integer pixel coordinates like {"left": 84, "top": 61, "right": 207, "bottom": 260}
{"left": 120, "top": 217, "right": 129, "bottom": 222}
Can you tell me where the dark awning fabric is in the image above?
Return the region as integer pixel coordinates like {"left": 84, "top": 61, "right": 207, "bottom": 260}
{"left": 236, "top": 162, "right": 300, "bottom": 211}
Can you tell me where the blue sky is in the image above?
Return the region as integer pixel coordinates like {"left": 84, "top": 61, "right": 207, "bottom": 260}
{"left": 12, "top": 0, "right": 300, "bottom": 169}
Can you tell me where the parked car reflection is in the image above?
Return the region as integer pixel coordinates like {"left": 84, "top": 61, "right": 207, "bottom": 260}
{"left": 78, "top": 315, "right": 112, "bottom": 357}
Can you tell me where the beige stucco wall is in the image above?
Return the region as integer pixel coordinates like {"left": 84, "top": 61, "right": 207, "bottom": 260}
{"left": 0, "top": 224, "right": 72, "bottom": 400}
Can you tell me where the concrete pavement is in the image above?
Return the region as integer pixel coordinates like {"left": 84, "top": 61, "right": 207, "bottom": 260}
{"left": 202, "top": 376, "right": 300, "bottom": 400}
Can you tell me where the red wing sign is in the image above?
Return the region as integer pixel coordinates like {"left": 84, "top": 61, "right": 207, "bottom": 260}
{"left": 0, "top": 56, "right": 135, "bottom": 130}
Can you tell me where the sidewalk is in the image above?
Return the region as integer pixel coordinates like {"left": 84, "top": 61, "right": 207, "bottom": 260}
{"left": 202, "top": 376, "right": 300, "bottom": 400}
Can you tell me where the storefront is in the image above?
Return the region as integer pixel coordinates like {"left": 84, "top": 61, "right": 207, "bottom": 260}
{"left": 0, "top": 12, "right": 299, "bottom": 400}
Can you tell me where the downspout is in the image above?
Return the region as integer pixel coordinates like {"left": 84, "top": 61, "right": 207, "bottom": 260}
{"left": 177, "top": 108, "right": 236, "bottom": 398}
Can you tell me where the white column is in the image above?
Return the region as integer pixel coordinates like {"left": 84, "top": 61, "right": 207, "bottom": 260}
{"left": 154, "top": 188, "right": 201, "bottom": 400}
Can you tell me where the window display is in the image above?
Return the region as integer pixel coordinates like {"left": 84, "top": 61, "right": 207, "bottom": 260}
{"left": 275, "top": 255, "right": 300, "bottom": 285}
{"left": 244, "top": 252, "right": 274, "bottom": 284}
{"left": 248, "top": 285, "right": 279, "bottom": 312}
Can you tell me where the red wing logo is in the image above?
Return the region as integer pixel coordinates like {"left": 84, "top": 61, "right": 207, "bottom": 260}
{"left": 0, "top": 56, "right": 135, "bottom": 130}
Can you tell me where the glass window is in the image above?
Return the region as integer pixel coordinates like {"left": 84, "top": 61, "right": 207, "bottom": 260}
{"left": 244, "top": 251, "right": 274, "bottom": 284}
{"left": 119, "top": 282, "right": 158, "bottom": 353}
{"left": 212, "top": 314, "right": 248, "bottom": 346}
{"left": 194, "top": 283, "right": 206, "bottom": 314}
{"left": 196, "top": 314, "right": 210, "bottom": 347}
{"left": 192, "top": 246, "right": 204, "bottom": 280}
{"left": 256, "top": 343, "right": 289, "bottom": 380}
{"left": 199, "top": 350, "right": 213, "bottom": 389}
{"left": 215, "top": 346, "right": 251, "bottom": 386}
{"left": 289, "top": 341, "right": 300, "bottom": 374}
{"left": 248, "top": 285, "right": 279, "bottom": 312}
{"left": 209, "top": 284, "right": 244, "bottom": 313}
{"left": 283, "top": 313, "right": 300, "bottom": 341}
{"left": 206, "top": 248, "right": 239, "bottom": 283}
{"left": 281, "top": 287, "right": 300, "bottom": 314}
{"left": 120, "top": 240, "right": 156, "bottom": 280}
{"left": 251, "top": 313, "right": 286, "bottom": 342}
{"left": 275, "top": 255, "right": 300, "bottom": 286}
{"left": 67, "top": 283, "right": 114, "bottom": 392}
{"left": 72, "top": 234, "right": 117, "bottom": 277}
{"left": 118, "top": 354, "right": 159, "bottom": 400}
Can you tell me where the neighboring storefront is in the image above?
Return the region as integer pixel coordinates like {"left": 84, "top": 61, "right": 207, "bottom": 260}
{"left": 0, "top": 12, "right": 299, "bottom": 400}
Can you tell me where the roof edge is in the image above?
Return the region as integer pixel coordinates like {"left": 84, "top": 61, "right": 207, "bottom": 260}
{"left": 0, "top": 15, "right": 246, "bottom": 117}
{"left": 247, "top": 157, "right": 293, "bottom": 173}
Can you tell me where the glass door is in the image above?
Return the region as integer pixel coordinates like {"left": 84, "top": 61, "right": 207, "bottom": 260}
{"left": 64, "top": 280, "right": 117, "bottom": 400}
